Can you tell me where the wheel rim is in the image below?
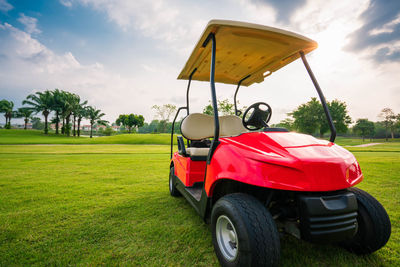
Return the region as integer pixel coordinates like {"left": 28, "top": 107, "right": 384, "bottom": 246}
{"left": 216, "top": 215, "right": 238, "bottom": 261}
{"left": 169, "top": 174, "right": 173, "bottom": 192}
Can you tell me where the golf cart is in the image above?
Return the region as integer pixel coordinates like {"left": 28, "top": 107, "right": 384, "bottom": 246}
{"left": 169, "top": 20, "right": 391, "bottom": 266}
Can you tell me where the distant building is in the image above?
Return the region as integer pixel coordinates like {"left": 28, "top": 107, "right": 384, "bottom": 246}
{"left": 14, "top": 123, "right": 32, "bottom": 129}
{"left": 97, "top": 125, "right": 107, "bottom": 131}
{"left": 50, "top": 123, "right": 62, "bottom": 130}
{"left": 82, "top": 125, "right": 91, "bottom": 131}
{"left": 112, "top": 125, "right": 120, "bottom": 131}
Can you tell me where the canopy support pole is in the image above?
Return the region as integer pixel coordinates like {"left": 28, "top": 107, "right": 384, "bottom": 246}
{"left": 234, "top": 75, "right": 251, "bottom": 116}
{"left": 203, "top": 33, "right": 220, "bottom": 162}
{"left": 300, "top": 51, "right": 336, "bottom": 142}
{"left": 170, "top": 106, "right": 188, "bottom": 159}
{"left": 186, "top": 68, "right": 197, "bottom": 115}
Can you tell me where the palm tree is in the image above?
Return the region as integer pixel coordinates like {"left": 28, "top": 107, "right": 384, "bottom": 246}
{"left": 17, "top": 107, "right": 34, "bottom": 130}
{"left": 0, "top": 100, "right": 9, "bottom": 128}
{"left": 23, "top": 91, "right": 53, "bottom": 134}
{"left": 51, "top": 89, "right": 64, "bottom": 134}
{"left": 71, "top": 95, "right": 87, "bottom": 137}
{"left": 76, "top": 104, "right": 87, "bottom": 137}
{"left": 85, "top": 106, "right": 108, "bottom": 138}
{"left": 0, "top": 100, "right": 15, "bottom": 129}
{"left": 62, "top": 92, "right": 76, "bottom": 136}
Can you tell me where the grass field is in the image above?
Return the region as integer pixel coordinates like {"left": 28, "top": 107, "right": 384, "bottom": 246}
{"left": 2, "top": 129, "right": 399, "bottom": 146}
{"left": 0, "top": 129, "right": 174, "bottom": 145}
{"left": 0, "top": 132, "right": 399, "bottom": 266}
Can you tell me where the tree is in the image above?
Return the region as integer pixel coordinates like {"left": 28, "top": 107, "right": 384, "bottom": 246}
{"left": 321, "top": 100, "right": 352, "bottom": 136}
{"left": 290, "top": 98, "right": 321, "bottom": 135}
{"left": 31, "top": 117, "right": 44, "bottom": 130}
{"left": 396, "top": 114, "right": 400, "bottom": 132}
{"left": 51, "top": 89, "right": 64, "bottom": 134}
{"left": 152, "top": 104, "right": 177, "bottom": 121}
{"left": 60, "top": 91, "right": 76, "bottom": 136}
{"left": 51, "top": 90, "right": 75, "bottom": 135}
{"left": 17, "top": 107, "right": 34, "bottom": 130}
{"left": 116, "top": 114, "right": 145, "bottom": 133}
{"left": 353, "top": 119, "right": 375, "bottom": 141}
{"left": 135, "top": 114, "right": 145, "bottom": 130}
{"left": 203, "top": 99, "right": 238, "bottom": 116}
{"left": 76, "top": 104, "right": 87, "bottom": 137}
{"left": 291, "top": 98, "right": 352, "bottom": 137}
{"left": 152, "top": 104, "right": 176, "bottom": 132}
{"left": 85, "top": 106, "right": 108, "bottom": 138}
{"left": 378, "top": 108, "right": 396, "bottom": 140}
{"left": 274, "top": 118, "right": 295, "bottom": 131}
{"left": 0, "top": 100, "right": 15, "bottom": 129}
{"left": 103, "top": 126, "right": 114, "bottom": 136}
{"left": 23, "top": 91, "right": 53, "bottom": 134}
{"left": 71, "top": 95, "right": 87, "bottom": 137}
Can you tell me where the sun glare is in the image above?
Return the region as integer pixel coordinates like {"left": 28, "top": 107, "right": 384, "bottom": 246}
{"left": 311, "top": 23, "right": 349, "bottom": 70}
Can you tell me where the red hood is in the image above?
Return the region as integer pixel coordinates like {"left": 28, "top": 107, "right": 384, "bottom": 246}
{"left": 223, "top": 132, "right": 354, "bottom": 162}
{"left": 216, "top": 131, "right": 363, "bottom": 191}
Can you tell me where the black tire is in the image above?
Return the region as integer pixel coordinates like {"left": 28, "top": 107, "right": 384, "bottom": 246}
{"left": 169, "top": 166, "right": 181, "bottom": 197}
{"left": 341, "top": 187, "right": 391, "bottom": 254}
{"left": 211, "top": 193, "right": 280, "bottom": 267}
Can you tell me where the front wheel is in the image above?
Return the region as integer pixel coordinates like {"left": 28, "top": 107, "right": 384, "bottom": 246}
{"left": 169, "top": 167, "right": 181, "bottom": 197}
{"left": 211, "top": 193, "right": 280, "bottom": 267}
{"left": 341, "top": 187, "right": 391, "bottom": 254}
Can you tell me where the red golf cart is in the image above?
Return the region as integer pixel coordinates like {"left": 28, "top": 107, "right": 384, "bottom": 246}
{"left": 169, "top": 20, "right": 391, "bottom": 267}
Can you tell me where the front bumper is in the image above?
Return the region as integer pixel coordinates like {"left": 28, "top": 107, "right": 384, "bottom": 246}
{"left": 298, "top": 191, "right": 358, "bottom": 243}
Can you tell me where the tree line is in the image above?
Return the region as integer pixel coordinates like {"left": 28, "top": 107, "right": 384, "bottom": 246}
{"left": 2, "top": 94, "right": 399, "bottom": 140}
{"left": 0, "top": 89, "right": 107, "bottom": 138}
{"left": 138, "top": 100, "right": 400, "bottom": 140}
{"left": 186, "top": 98, "right": 400, "bottom": 141}
{"left": 275, "top": 98, "right": 400, "bottom": 141}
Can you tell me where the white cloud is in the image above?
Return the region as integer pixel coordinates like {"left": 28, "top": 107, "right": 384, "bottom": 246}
{"left": 0, "top": 22, "right": 155, "bottom": 123}
{"left": 60, "top": 0, "right": 398, "bottom": 123}
{"left": 59, "top": 0, "right": 73, "bottom": 8}
{"left": 17, "top": 13, "right": 41, "bottom": 34}
{"left": 0, "top": 0, "right": 13, "bottom": 12}
{"left": 369, "top": 14, "right": 400, "bottom": 35}
{"left": 1, "top": 0, "right": 400, "bottom": 125}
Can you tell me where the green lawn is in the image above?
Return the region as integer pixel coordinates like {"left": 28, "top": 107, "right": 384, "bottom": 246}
{"left": 335, "top": 136, "right": 400, "bottom": 146}
{"left": 0, "top": 135, "right": 399, "bottom": 266}
{"left": 1, "top": 129, "right": 399, "bottom": 146}
{"left": 0, "top": 129, "right": 173, "bottom": 145}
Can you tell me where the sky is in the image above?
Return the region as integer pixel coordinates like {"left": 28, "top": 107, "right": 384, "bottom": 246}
{"left": 0, "top": 0, "right": 399, "bottom": 125}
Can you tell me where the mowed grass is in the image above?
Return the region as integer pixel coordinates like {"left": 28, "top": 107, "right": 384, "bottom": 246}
{"left": 0, "top": 145, "right": 215, "bottom": 266}
{"left": 0, "top": 141, "right": 399, "bottom": 265}
{"left": 2, "top": 129, "right": 399, "bottom": 146}
{"left": 0, "top": 129, "right": 174, "bottom": 145}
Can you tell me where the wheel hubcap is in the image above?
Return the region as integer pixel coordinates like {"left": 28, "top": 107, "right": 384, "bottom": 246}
{"left": 216, "top": 215, "right": 238, "bottom": 261}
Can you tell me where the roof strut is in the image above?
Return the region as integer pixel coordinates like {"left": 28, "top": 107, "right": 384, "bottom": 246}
{"left": 234, "top": 75, "right": 251, "bottom": 116}
{"left": 186, "top": 68, "right": 197, "bottom": 115}
{"left": 300, "top": 51, "right": 336, "bottom": 142}
{"left": 203, "top": 33, "right": 220, "bottom": 163}
{"left": 170, "top": 106, "right": 187, "bottom": 159}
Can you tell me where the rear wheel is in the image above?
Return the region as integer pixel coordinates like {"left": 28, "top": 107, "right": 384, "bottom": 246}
{"left": 169, "top": 167, "right": 181, "bottom": 197}
{"left": 341, "top": 187, "right": 391, "bottom": 254}
{"left": 211, "top": 193, "right": 280, "bottom": 267}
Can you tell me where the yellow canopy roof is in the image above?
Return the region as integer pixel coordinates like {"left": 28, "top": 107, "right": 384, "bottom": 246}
{"left": 178, "top": 20, "right": 318, "bottom": 86}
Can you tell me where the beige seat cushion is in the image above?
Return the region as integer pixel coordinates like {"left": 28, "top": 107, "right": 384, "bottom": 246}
{"left": 181, "top": 113, "right": 247, "bottom": 140}
{"left": 186, "top": 147, "right": 210, "bottom": 157}
{"left": 220, "top": 115, "right": 247, "bottom": 137}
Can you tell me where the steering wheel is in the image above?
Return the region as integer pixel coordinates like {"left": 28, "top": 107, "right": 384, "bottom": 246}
{"left": 242, "top": 102, "right": 272, "bottom": 131}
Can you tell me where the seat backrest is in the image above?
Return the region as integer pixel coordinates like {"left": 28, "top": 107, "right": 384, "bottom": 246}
{"left": 220, "top": 115, "right": 247, "bottom": 137}
{"left": 180, "top": 113, "right": 247, "bottom": 140}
